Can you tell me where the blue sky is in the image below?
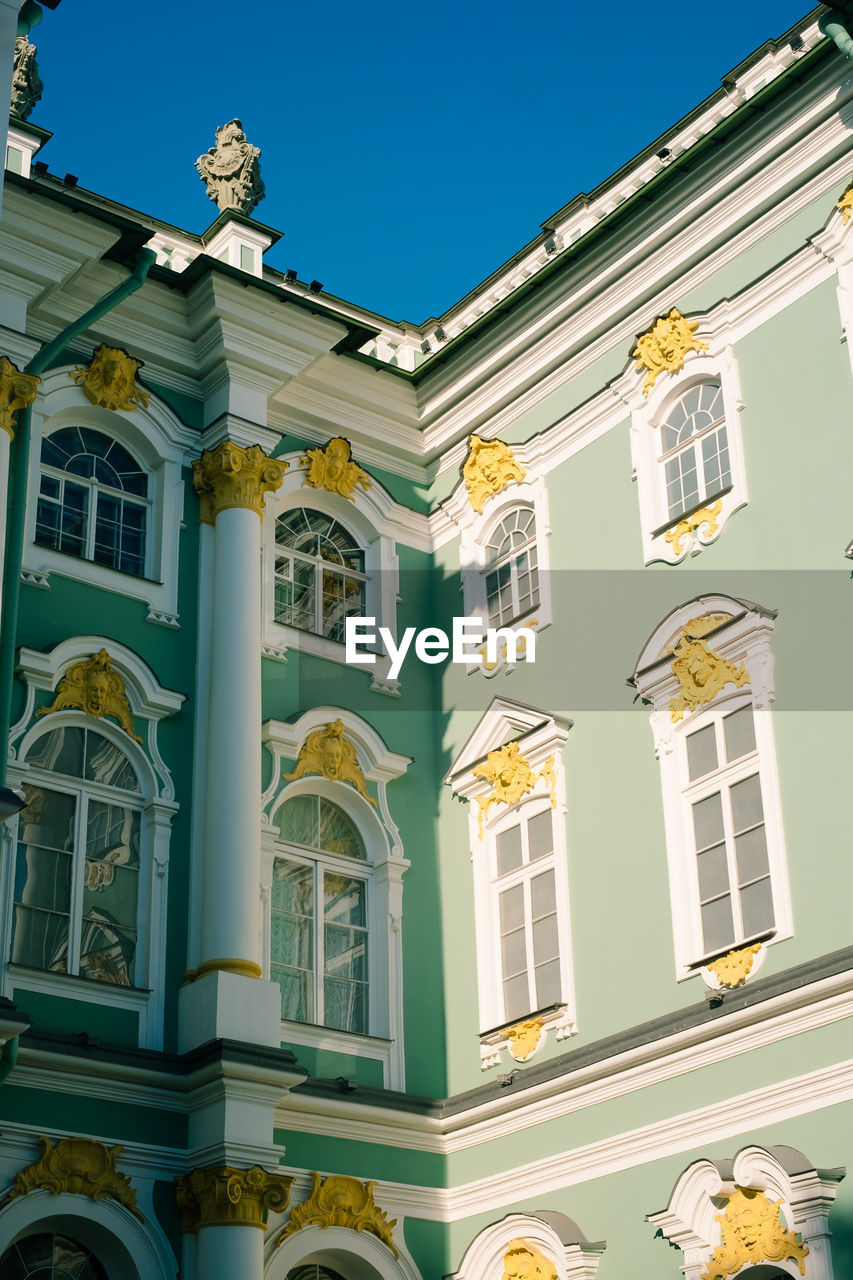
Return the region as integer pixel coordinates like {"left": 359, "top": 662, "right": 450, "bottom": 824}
{"left": 29, "top": 1, "right": 811, "bottom": 323}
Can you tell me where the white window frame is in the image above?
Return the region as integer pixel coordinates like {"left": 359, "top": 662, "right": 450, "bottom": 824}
{"left": 261, "top": 710, "right": 411, "bottom": 1089}
{"left": 628, "top": 350, "right": 747, "bottom": 565}
{"left": 3, "top": 637, "right": 184, "bottom": 1050}
{"left": 632, "top": 596, "right": 792, "bottom": 983}
{"left": 262, "top": 455, "right": 400, "bottom": 694}
{"left": 21, "top": 367, "right": 195, "bottom": 629}
{"left": 459, "top": 476, "right": 552, "bottom": 678}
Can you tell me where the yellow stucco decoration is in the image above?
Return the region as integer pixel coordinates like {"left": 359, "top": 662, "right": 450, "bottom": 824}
{"left": 276, "top": 1172, "right": 398, "bottom": 1256}
{"left": 302, "top": 436, "right": 371, "bottom": 500}
{"left": 473, "top": 743, "right": 556, "bottom": 837}
{"left": 503, "top": 1239, "right": 559, "bottom": 1280}
{"left": 633, "top": 308, "right": 708, "bottom": 394}
{"left": 704, "top": 942, "right": 761, "bottom": 988}
{"left": 0, "top": 1136, "right": 143, "bottom": 1220}
{"left": 175, "top": 1165, "right": 292, "bottom": 1231}
{"left": 70, "top": 344, "right": 150, "bottom": 412}
{"left": 836, "top": 182, "right": 853, "bottom": 225}
{"left": 192, "top": 440, "right": 288, "bottom": 523}
{"left": 506, "top": 1017, "right": 544, "bottom": 1062}
{"left": 35, "top": 648, "right": 142, "bottom": 742}
{"left": 0, "top": 355, "right": 39, "bottom": 439}
{"left": 702, "top": 1188, "right": 808, "bottom": 1280}
{"left": 668, "top": 619, "right": 748, "bottom": 724}
{"left": 463, "top": 434, "right": 526, "bottom": 513}
{"left": 283, "top": 719, "right": 377, "bottom": 806}
{"left": 664, "top": 499, "right": 723, "bottom": 556}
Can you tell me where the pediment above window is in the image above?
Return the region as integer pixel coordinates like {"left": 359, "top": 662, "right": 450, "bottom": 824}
{"left": 445, "top": 696, "right": 571, "bottom": 799}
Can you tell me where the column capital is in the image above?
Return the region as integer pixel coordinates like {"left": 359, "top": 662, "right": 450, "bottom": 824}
{"left": 0, "top": 356, "right": 39, "bottom": 440}
{"left": 175, "top": 1165, "right": 292, "bottom": 1231}
{"left": 192, "top": 440, "right": 288, "bottom": 524}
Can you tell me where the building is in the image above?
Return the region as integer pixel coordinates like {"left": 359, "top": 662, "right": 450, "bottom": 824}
{"left": 1, "top": 6, "right": 853, "bottom": 1279}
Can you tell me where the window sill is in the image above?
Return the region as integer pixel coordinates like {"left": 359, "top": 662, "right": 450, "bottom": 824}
{"left": 651, "top": 484, "right": 734, "bottom": 540}
{"left": 479, "top": 1002, "right": 575, "bottom": 1069}
{"left": 22, "top": 545, "right": 177, "bottom": 627}
{"left": 280, "top": 1019, "right": 395, "bottom": 1085}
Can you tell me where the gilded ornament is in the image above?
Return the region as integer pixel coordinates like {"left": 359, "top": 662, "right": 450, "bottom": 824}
{"left": 11, "top": 34, "right": 43, "bottom": 120}
{"left": 664, "top": 499, "right": 723, "bottom": 556}
{"left": 0, "top": 1136, "right": 142, "bottom": 1220}
{"left": 0, "top": 356, "right": 39, "bottom": 439}
{"left": 473, "top": 743, "right": 555, "bottom": 837}
{"left": 633, "top": 308, "right": 708, "bottom": 394}
{"left": 36, "top": 649, "right": 142, "bottom": 742}
{"left": 705, "top": 943, "right": 761, "bottom": 988}
{"left": 175, "top": 1165, "right": 292, "bottom": 1231}
{"left": 70, "top": 345, "right": 150, "bottom": 412}
{"left": 702, "top": 1188, "right": 807, "bottom": 1280}
{"left": 276, "top": 1172, "right": 398, "bottom": 1257}
{"left": 506, "top": 1017, "right": 544, "bottom": 1062}
{"left": 192, "top": 440, "right": 288, "bottom": 523}
{"left": 302, "top": 437, "right": 371, "bottom": 500}
{"left": 196, "top": 119, "right": 265, "bottom": 215}
{"left": 503, "top": 1239, "right": 559, "bottom": 1280}
{"left": 837, "top": 183, "right": 853, "bottom": 225}
{"left": 283, "top": 720, "right": 377, "bottom": 806}
{"left": 668, "top": 621, "right": 748, "bottom": 724}
{"left": 463, "top": 434, "right": 526, "bottom": 513}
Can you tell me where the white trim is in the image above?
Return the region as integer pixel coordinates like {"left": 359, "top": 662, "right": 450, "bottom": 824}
{"left": 449, "top": 1212, "right": 605, "bottom": 1280}
{"left": 264, "top": 1219, "right": 422, "bottom": 1280}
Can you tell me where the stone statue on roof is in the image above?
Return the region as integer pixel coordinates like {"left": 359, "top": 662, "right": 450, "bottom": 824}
{"left": 11, "top": 35, "right": 43, "bottom": 120}
{"left": 195, "top": 119, "right": 265, "bottom": 215}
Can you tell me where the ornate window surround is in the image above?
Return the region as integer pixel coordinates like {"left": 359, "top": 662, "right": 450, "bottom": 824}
{"left": 647, "top": 1144, "right": 845, "bottom": 1280}
{"left": 261, "top": 709, "right": 411, "bottom": 1089}
{"left": 269, "top": 1220, "right": 423, "bottom": 1280}
{"left": 627, "top": 348, "right": 747, "bottom": 565}
{"left": 3, "top": 637, "right": 184, "bottom": 1050}
{"left": 449, "top": 1211, "right": 606, "bottom": 1280}
{"left": 631, "top": 595, "right": 792, "bottom": 985}
{"left": 21, "top": 367, "right": 195, "bottom": 629}
{"left": 445, "top": 697, "right": 575, "bottom": 1069}
{"left": 261, "top": 454, "right": 401, "bottom": 693}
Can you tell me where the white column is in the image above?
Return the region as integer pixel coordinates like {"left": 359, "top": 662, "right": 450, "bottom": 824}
{"left": 196, "top": 1224, "right": 263, "bottom": 1280}
{"left": 0, "top": 357, "right": 39, "bottom": 635}
{"left": 176, "top": 1165, "right": 291, "bottom": 1280}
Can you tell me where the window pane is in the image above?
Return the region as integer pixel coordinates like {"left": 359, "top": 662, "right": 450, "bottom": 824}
{"left": 25, "top": 727, "right": 85, "bottom": 778}
{"left": 271, "top": 859, "right": 314, "bottom": 1023}
{"left": 531, "top": 868, "right": 556, "bottom": 918}
{"left": 687, "top": 724, "right": 718, "bottom": 781}
{"left": 324, "top": 874, "right": 366, "bottom": 930}
{"left": 503, "top": 972, "right": 529, "bottom": 1023}
{"left": 499, "top": 884, "right": 524, "bottom": 932}
{"left": 318, "top": 799, "right": 365, "bottom": 859}
{"left": 693, "top": 792, "right": 724, "bottom": 851}
{"left": 500, "top": 927, "right": 527, "bottom": 979}
{"left": 272, "top": 858, "right": 314, "bottom": 916}
{"left": 19, "top": 787, "right": 75, "bottom": 854}
{"left": 274, "top": 966, "right": 313, "bottom": 1023}
{"left": 731, "top": 774, "right": 764, "bottom": 834}
{"left": 527, "top": 810, "right": 553, "bottom": 861}
{"left": 740, "top": 876, "right": 775, "bottom": 936}
{"left": 534, "top": 957, "right": 562, "bottom": 1008}
{"left": 532, "top": 913, "right": 559, "bottom": 965}
{"left": 324, "top": 977, "right": 368, "bottom": 1033}
{"left": 276, "top": 795, "right": 319, "bottom": 848}
{"left": 701, "top": 893, "right": 735, "bottom": 953}
{"left": 496, "top": 824, "right": 522, "bottom": 876}
{"left": 735, "top": 824, "right": 769, "bottom": 885}
{"left": 723, "top": 706, "right": 756, "bottom": 762}
{"left": 79, "top": 906, "right": 136, "bottom": 986}
{"left": 84, "top": 732, "right": 139, "bottom": 791}
{"left": 697, "top": 843, "right": 729, "bottom": 901}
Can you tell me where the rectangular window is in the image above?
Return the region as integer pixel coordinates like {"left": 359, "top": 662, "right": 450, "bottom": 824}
{"left": 494, "top": 808, "right": 561, "bottom": 1023}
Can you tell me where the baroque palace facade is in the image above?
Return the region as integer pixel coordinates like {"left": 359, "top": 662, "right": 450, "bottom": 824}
{"left": 2, "top": 6, "right": 853, "bottom": 1280}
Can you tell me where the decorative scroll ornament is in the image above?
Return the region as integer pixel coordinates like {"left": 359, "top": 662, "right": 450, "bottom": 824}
{"left": 36, "top": 649, "right": 142, "bottom": 742}
{"left": 704, "top": 942, "right": 761, "bottom": 988}
{"left": 633, "top": 308, "right": 708, "bottom": 394}
{"left": 283, "top": 720, "right": 377, "bottom": 806}
{"left": 196, "top": 118, "right": 265, "bottom": 215}
{"left": 302, "top": 437, "right": 371, "bottom": 500}
{"left": 668, "top": 620, "right": 748, "bottom": 724}
{"left": 0, "top": 356, "right": 39, "bottom": 440}
{"left": 175, "top": 1165, "right": 292, "bottom": 1231}
{"left": 665, "top": 499, "right": 723, "bottom": 557}
{"left": 276, "top": 1172, "right": 398, "bottom": 1257}
{"left": 506, "top": 1017, "right": 544, "bottom": 1062}
{"left": 11, "top": 34, "right": 43, "bottom": 119}
{"left": 463, "top": 434, "right": 526, "bottom": 513}
{"left": 503, "top": 1239, "right": 559, "bottom": 1280}
{"left": 0, "top": 1136, "right": 142, "bottom": 1220}
{"left": 703, "top": 1188, "right": 808, "bottom": 1280}
{"left": 192, "top": 441, "right": 288, "bottom": 523}
{"left": 70, "top": 345, "right": 150, "bottom": 412}
{"left": 473, "top": 743, "right": 555, "bottom": 837}
{"left": 837, "top": 182, "right": 853, "bottom": 225}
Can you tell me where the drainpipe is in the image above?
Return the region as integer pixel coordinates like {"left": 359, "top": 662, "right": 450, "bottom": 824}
{"left": 0, "top": 246, "right": 156, "bottom": 787}
{"left": 0, "top": 1031, "right": 17, "bottom": 1086}
{"left": 820, "top": 8, "right": 853, "bottom": 58}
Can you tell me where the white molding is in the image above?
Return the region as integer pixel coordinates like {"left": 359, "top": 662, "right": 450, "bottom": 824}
{"left": 449, "top": 1212, "right": 605, "bottom": 1280}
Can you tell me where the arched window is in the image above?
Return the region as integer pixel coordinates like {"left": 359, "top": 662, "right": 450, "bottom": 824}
{"left": 273, "top": 508, "right": 366, "bottom": 643}
{"left": 12, "top": 725, "right": 142, "bottom": 986}
{"left": 483, "top": 505, "right": 539, "bottom": 627}
{"left": 0, "top": 1232, "right": 108, "bottom": 1279}
{"left": 286, "top": 1268, "right": 348, "bottom": 1280}
{"left": 271, "top": 794, "right": 370, "bottom": 1033}
{"left": 659, "top": 382, "right": 731, "bottom": 521}
{"left": 35, "top": 426, "right": 149, "bottom": 577}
